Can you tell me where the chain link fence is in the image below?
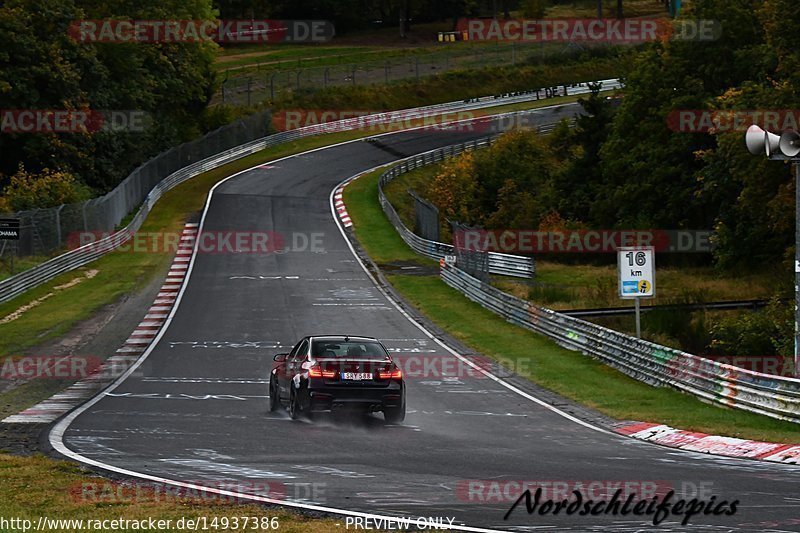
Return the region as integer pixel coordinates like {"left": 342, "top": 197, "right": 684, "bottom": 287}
{"left": 6, "top": 111, "right": 271, "bottom": 259}
{"left": 451, "top": 220, "right": 490, "bottom": 281}
{"left": 410, "top": 189, "right": 440, "bottom": 242}
{"left": 377, "top": 137, "right": 536, "bottom": 278}
{"left": 218, "top": 41, "right": 600, "bottom": 107}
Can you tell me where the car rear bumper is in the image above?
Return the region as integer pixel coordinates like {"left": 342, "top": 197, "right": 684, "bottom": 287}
{"left": 307, "top": 385, "right": 403, "bottom": 413}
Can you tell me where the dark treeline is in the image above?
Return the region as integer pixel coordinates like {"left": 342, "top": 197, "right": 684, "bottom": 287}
{"left": 0, "top": 0, "right": 223, "bottom": 212}
{"left": 429, "top": 0, "right": 799, "bottom": 273}
{"left": 214, "top": 0, "right": 520, "bottom": 32}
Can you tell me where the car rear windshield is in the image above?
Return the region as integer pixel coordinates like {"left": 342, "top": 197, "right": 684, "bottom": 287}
{"left": 312, "top": 340, "right": 389, "bottom": 360}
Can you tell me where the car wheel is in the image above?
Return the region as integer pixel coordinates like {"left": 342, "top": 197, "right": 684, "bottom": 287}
{"left": 384, "top": 399, "right": 405, "bottom": 424}
{"left": 288, "top": 387, "right": 300, "bottom": 420}
{"left": 269, "top": 377, "right": 279, "bottom": 412}
{"left": 300, "top": 389, "right": 315, "bottom": 420}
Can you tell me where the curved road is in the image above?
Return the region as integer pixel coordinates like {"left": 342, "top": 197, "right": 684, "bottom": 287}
{"left": 51, "top": 107, "right": 799, "bottom": 532}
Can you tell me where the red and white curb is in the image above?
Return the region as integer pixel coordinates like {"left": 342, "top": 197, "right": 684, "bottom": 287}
{"left": 616, "top": 421, "right": 800, "bottom": 465}
{"left": 2, "top": 223, "right": 197, "bottom": 424}
{"left": 333, "top": 184, "right": 352, "bottom": 228}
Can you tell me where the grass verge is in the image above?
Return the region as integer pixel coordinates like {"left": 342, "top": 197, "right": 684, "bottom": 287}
{"left": 345, "top": 167, "right": 800, "bottom": 443}
{"left": 0, "top": 453, "right": 341, "bottom": 532}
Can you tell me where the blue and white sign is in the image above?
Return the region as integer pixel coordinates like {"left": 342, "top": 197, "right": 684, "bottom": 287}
{"left": 618, "top": 246, "right": 655, "bottom": 299}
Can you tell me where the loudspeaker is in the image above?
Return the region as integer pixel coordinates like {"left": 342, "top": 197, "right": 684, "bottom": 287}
{"left": 745, "top": 125, "right": 780, "bottom": 156}
{"left": 779, "top": 130, "right": 800, "bottom": 158}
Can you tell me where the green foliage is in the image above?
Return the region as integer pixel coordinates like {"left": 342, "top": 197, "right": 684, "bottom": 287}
{"left": 393, "top": 0, "right": 800, "bottom": 355}
{"left": 0, "top": 165, "right": 92, "bottom": 212}
{"left": 521, "top": 0, "right": 547, "bottom": 18}
{"left": 228, "top": 0, "right": 484, "bottom": 32}
{"left": 198, "top": 104, "right": 252, "bottom": 132}
{"left": 528, "top": 283, "right": 576, "bottom": 304}
{"left": 475, "top": 129, "right": 557, "bottom": 228}
{"left": 433, "top": 0, "right": 800, "bottom": 274}
{"left": 428, "top": 151, "right": 480, "bottom": 224}
{"left": 708, "top": 299, "right": 793, "bottom": 357}
{"left": 0, "top": 0, "right": 219, "bottom": 201}
{"left": 427, "top": 128, "right": 559, "bottom": 230}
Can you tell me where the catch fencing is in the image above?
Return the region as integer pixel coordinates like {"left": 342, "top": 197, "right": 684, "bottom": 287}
{"left": 7, "top": 111, "right": 271, "bottom": 259}
{"left": 409, "top": 190, "right": 440, "bottom": 243}
{"left": 375, "top": 114, "right": 576, "bottom": 278}
{"left": 218, "top": 41, "right": 609, "bottom": 107}
{"left": 377, "top": 136, "right": 539, "bottom": 278}
{"left": 0, "top": 78, "right": 620, "bottom": 303}
{"left": 440, "top": 264, "right": 800, "bottom": 424}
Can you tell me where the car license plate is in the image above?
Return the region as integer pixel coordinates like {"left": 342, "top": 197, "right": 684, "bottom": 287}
{"left": 342, "top": 372, "right": 372, "bottom": 380}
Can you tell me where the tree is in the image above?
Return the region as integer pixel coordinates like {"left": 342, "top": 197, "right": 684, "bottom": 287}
{"left": 521, "top": 0, "right": 545, "bottom": 18}
{"left": 0, "top": 0, "right": 219, "bottom": 201}
{"left": 551, "top": 86, "right": 614, "bottom": 222}
{"left": 592, "top": 0, "right": 765, "bottom": 230}
{"left": 0, "top": 165, "right": 91, "bottom": 212}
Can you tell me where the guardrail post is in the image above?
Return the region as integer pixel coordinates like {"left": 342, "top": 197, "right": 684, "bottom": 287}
{"left": 55, "top": 204, "right": 64, "bottom": 249}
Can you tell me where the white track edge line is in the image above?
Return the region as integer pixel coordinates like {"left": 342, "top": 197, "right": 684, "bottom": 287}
{"left": 329, "top": 165, "right": 614, "bottom": 436}
{"left": 47, "top": 103, "right": 791, "bottom": 532}
{"left": 49, "top": 120, "right": 594, "bottom": 532}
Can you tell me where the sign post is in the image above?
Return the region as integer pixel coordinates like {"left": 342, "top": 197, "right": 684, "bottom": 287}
{"left": 618, "top": 246, "right": 655, "bottom": 338}
{"left": 0, "top": 219, "right": 20, "bottom": 241}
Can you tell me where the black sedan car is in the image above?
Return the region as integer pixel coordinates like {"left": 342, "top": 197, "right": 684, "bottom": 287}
{"left": 269, "top": 335, "right": 406, "bottom": 423}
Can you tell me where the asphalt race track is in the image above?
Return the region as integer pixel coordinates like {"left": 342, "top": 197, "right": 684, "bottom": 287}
{"left": 51, "top": 106, "right": 800, "bottom": 532}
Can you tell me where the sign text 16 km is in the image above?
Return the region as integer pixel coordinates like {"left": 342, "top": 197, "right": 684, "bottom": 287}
{"left": 618, "top": 246, "right": 655, "bottom": 339}
{"left": 618, "top": 246, "right": 655, "bottom": 298}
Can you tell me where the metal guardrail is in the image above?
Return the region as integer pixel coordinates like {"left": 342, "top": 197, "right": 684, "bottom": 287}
{"left": 377, "top": 137, "right": 538, "bottom": 278}
{"left": 440, "top": 264, "right": 800, "bottom": 424}
{"left": 6, "top": 112, "right": 271, "bottom": 259}
{"left": 0, "top": 136, "right": 273, "bottom": 304}
{"left": 0, "top": 78, "right": 620, "bottom": 304}
{"left": 562, "top": 299, "right": 786, "bottom": 318}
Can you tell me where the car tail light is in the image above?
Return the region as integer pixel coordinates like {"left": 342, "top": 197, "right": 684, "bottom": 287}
{"left": 378, "top": 367, "right": 402, "bottom": 380}
{"left": 308, "top": 364, "right": 336, "bottom": 379}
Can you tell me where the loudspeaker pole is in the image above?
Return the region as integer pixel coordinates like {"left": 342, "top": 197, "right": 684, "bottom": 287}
{"left": 795, "top": 162, "right": 799, "bottom": 378}
{"left": 746, "top": 125, "right": 800, "bottom": 377}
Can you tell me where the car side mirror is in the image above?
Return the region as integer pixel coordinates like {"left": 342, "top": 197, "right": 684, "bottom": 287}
{"left": 273, "top": 353, "right": 288, "bottom": 362}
